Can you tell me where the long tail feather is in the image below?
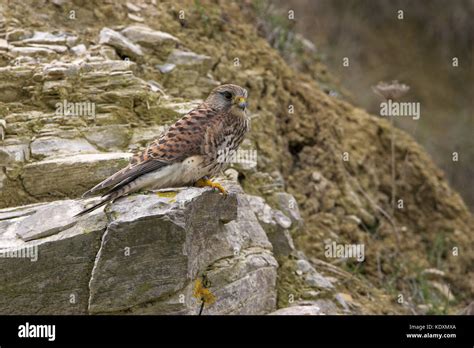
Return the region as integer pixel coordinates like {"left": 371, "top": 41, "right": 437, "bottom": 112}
{"left": 74, "top": 176, "right": 140, "bottom": 217}
{"left": 74, "top": 198, "right": 111, "bottom": 217}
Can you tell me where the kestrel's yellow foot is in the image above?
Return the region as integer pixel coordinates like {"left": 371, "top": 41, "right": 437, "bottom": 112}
{"left": 195, "top": 178, "right": 227, "bottom": 195}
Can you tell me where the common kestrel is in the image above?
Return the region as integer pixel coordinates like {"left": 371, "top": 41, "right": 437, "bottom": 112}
{"left": 75, "top": 84, "right": 249, "bottom": 216}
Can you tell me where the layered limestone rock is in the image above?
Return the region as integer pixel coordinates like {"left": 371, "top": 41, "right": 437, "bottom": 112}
{"left": 0, "top": 183, "right": 278, "bottom": 315}
{"left": 0, "top": 40, "right": 207, "bottom": 208}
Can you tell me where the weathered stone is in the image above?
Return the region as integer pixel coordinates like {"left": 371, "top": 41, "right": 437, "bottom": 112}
{"left": 71, "top": 44, "right": 87, "bottom": 56}
{"left": 0, "top": 171, "right": 6, "bottom": 191}
{"left": 0, "top": 184, "right": 277, "bottom": 314}
{"left": 127, "top": 13, "right": 145, "bottom": 23}
{"left": 246, "top": 194, "right": 295, "bottom": 258}
{"left": 159, "top": 98, "right": 202, "bottom": 114}
{"left": 99, "top": 27, "right": 143, "bottom": 59}
{"left": 0, "top": 119, "right": 5, "bottom": 140}
{"left": 304, "top": 271, "right": 334, "bottom": 289}
{"left": 83, "top": 125, "right": 131, "bottom": 151}
{"left": 167, "top": 49, "right": 211, "bottom": 66}
{"left": 0, "top": 39, "right": 8, "bottom": 51}
{"left": 0, "top": 205, "right": 38, "bottom": 222}
{"left": 269, "top": 300, "right": 339, "bottom": 315}
{"left": 0, "top": 203, "right": 107, "bottom": 314}
{"left": 0, "top": 143, "right": 30, "bottom": 166}
{"left": 9, "top": 46, "right": 57, "bottom": 58}
{"left": 156, "top": 63, "right": 175, "bottom": 74}
{"left": 5, "top": 28, "right": 33, "bottom": 42}
{"left": 30, "top": 137, "right": 98, "bottom": 158}
{"left": 122, "top": 25, "right": 179, "bottom": 48}
{"left": 126, "top": 2, "right": 141, "bottom": 12}
{"left": 15, "top": 200, "right": 83, "bottom": 241}
{"left": 19, "top": 31, "right": 78, "bottom": 46}
{"left": 295, "top": 259, "right": 334, "bottom": 289}
{"left": 20, "top": 152, "right": 132, "bottom": 198}
{"left": 334, "top": 292, "right": 358, "bottom": 312}
{"left": 51, "top": 0, "right": 68, "bottom": 6}
{"left": 273, "top": 192, "right": 303, "bottom": 229}
{"left": 296, "top": 259, "right": 313, "bottom": 274}
{"left": 27, "top": 44, "right": 68, "bottom": 53}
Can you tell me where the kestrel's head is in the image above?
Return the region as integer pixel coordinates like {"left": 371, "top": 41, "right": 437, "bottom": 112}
{"left": 205, "top": 84, "right": 248, "bottom": 113}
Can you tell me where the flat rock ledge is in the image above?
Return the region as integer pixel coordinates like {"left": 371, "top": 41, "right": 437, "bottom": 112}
{"left": 0, "top": 183, "right": 278, "bottom": 314}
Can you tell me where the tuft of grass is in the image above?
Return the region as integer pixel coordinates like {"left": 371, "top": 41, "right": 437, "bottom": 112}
{"left": 428, "top": 231, "right": 447, "bottom": 269}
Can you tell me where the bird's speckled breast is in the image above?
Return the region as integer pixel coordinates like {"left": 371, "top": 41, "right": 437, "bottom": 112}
{"left": 206, "top": 115, "right": 249, "bottom": 176}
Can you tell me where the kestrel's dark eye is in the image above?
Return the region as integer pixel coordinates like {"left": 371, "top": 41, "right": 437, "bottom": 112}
{"left": 221, "top": 91, "right": 232, "bottom": 100}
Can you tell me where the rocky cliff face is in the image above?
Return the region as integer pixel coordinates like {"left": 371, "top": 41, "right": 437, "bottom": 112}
{"left": 0, "top": 0, "right": 472, "bottom": 315}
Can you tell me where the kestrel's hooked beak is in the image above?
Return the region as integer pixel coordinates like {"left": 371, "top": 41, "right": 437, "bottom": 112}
{"left": 235, "top": 96, "right": 248, "bottom": 110}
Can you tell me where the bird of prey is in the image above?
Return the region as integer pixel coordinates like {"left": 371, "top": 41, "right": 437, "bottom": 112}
{"left": 75, "top": 84, "right": 249, "bottom": 217}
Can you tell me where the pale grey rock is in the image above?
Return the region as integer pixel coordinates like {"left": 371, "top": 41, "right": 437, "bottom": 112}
{"left": 0, "top": 203, "right": 107, "bottom": 314}
{"left": 42, "top": 62, "right": 80, "bottom": 79}
{"left": 274, "top": 192, "right": 303, "bottom": 229}
{"left": 247, "top": 195, "right": 273, "bottom": 223}
{"left": 27, "top": 44, "right": 68, "bottom": 53}
{"left": 167, "top": 49, "right": 211, "bottom": 66}
{"left": 97, "top": 45, "right": 120, "bottom": 60}
{"left": 147, "top": 80, "right": 165, "bottom": 93}
{"left": 15, "top": 200, "right": 83, "bottom": 241}
{"left": 0, "top": 183, "right": 278, "bottom": 314}
{"left": 334, "top": 293, "right": 351, "bottom": 312}
{"left": 159, "top": 99, "right": 202, "bottom": 114}
{"left": 128, "top": 13, "right": 144, "bottom": 22}
{"left": 126, "top": 2, "right": 141, "bottom": 12}
{"left": 20, "top": 152, "right": 132, "bottom": 198}
{"left": 30, "top": 137, "right": 98, "bottom": 158}
{"left": 294, "top": 258, "right": 334, "bottom": 289}
{"left": 246, "top": 194, "right": 295, "bottom": 258}
{"left": 0, "top": 170, "right": 6, "bottom": 191}
{"left": 5, "top": 28, "right": 33, "bottom": 42}
{"left": 304, "top": 272, "right": 334, "bottom": 289}
{"left": 273, "top": 210, "right": 292, "bottom": 229}
{"left": 51, "top": 0, "right": 68, "bottom": 5}
{"left": 0, "top": 205, "right": 37, "bottom": 222}
{"left": 203, "top": 251, "right": 278, "bottom": 315}
{"left": 0, "top": 119, "right": 5, "bottom": 140}
{"left": 83, "top": 126, "right": 130, "bottom": 151}
{"left": 19, "top": 31, "right": 78, "bottom": 46}
{"left": 99, "top": 27, "right": 143, "bottom": 59}
{"left": 0, "top": 39, "right": 8, "bottom": 51}
{"left": 9, "top": 46, "right": 56, "bottom": 58}
{"left": 122, "top": 25, "right": 179, "bottom": 48}
{"left": 10, "top": 56, "right": 37, "bottom": 66}
{"left": 0, "top": 143, "right": 30, "bottom": 166}
{"left": 71, "top": 44, "right": 87, "bottom": 56}
{"left": 296, "top": 259, "right": 313, "bottom": 274}
{"left": 156, "top": 63, "right": 176, "bottom": 74}
{"left": 311, "top": 171, "right": 322, "bottom": 182}
{"left": 269, "top": 300, "right": 339, "bottom": 315}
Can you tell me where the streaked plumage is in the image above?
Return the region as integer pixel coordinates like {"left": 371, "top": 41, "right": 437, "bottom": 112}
{"left": 75, "top": 84, "right": 249, "bottom": 216}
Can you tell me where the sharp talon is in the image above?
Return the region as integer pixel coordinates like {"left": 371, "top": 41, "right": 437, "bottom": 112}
{"left": 195, "top": 178, "right": 227, "bottom": 195}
